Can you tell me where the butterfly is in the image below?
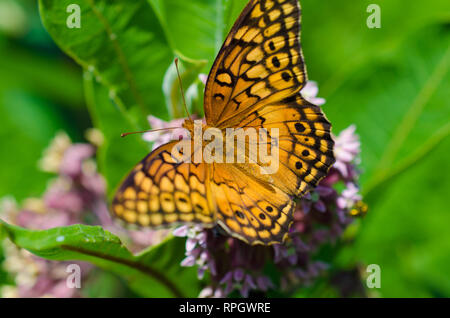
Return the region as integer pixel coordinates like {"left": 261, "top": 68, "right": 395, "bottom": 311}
{"left": 112, "top": 0, "right": 335, "bottom": 245}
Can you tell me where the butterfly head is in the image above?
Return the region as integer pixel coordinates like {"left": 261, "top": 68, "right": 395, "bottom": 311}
{"left": 182, "top": 118, "right": 210, "bottom": 137}
{"left": 181, "top": 119, "right": 194, "bottom": 134}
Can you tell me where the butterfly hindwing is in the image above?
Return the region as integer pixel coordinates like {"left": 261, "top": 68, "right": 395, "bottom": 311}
{"left": 210, "top": 163, "right": 295, "bottom": 245}
{"left": 207, "top": 95, "right": 335, "bottom": 245}
{"left": 238, "top": 94, "right": 335, "bottom": 197}
{"left": 112, "top": 141, "right": 215, "bottom": 229}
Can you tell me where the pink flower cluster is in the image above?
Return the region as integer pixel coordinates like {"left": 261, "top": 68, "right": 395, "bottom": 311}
{"left": 1, "top": 132, "right": 103, "bottom": 297}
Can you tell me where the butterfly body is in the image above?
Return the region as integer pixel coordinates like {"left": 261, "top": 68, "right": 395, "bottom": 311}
{"left": 112, "top": 0, "right": 335, "bottom": 245}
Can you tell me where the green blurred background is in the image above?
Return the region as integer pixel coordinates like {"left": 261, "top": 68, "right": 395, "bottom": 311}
{"left": 0, "top": 0, "right": 449, "bottom": 297}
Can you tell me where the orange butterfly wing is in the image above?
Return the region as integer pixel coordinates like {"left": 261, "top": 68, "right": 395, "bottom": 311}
{"left": 237, "top": 95, "right": 335, "bottom": 197}
{"left": 112, "top": 141, "right": 215, "bottom": 229}
{"left": 210, "top": 163, "right": 295, "bottom": 245}
{"left": 204, "top": 0, "right": 306, "bottom": 128}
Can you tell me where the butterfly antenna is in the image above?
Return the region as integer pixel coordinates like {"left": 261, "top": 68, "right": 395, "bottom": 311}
{"left": 121, "top": 127, "right": 180, "bottom": 138}
{"left": 174, "top": 58, "right": 193, "bottom": 123}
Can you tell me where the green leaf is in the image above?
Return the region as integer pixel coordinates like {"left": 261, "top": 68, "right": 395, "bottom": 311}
{"left": 0, "top": 220, "right": 201, "bottom": 297}
{"left": 0, "top": 90, "right": 69, "bottom": 200}
{"left": 338, "top": 137, "right": 450, "bottom": 297}
{"left": 0, "top": 41, "right": 84, "bottom": 109}
{"left": 0, "top": 35, "right": 87, "bottom": 200}
{"left": 39, "top": 0, "right": 174, "bottom": 119}
{"left": 329, "top": 24, "right": 450, "bottom": 297}
{"left": 81, "top": 269, "right": 132, "bottom": 297}
{"left": 323, "top": 24, "right": 449, "bottom": 188}
{"left": 302, "top": 0, "right": 450, "bottom": 98}
{"left": 148, "top": 0, "right": 248, "bottom": 67}
{"left": 300, "top": 0, "right": 449, "bottom": 297}
{"left": 163, "top": 57, "right": 207, "bottom": 118}
{"left": 83, "top": 71, "right": 150, "bottom": 196}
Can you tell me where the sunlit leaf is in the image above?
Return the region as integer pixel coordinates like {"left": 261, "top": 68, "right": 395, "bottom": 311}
{"left": 39, "top": 0, "right": 173, "bottom": 119}
{"left": 0, "top": 220, "right": 201, "bottom": 297}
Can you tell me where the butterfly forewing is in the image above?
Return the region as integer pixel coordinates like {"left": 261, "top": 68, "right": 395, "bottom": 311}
{"left": 204, "top": 0, "right": 306, "bottom": 128}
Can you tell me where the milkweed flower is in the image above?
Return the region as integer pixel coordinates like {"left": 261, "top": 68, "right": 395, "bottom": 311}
{"left": 0, "top": 197, "right": 92, "bottom": 298}
{"left": 175, "top": 225, "right": 217, "bottom": 279}
{"left": 333, "top": 125, "right": 361, "bottom": 178}
{"left": 38, "top": 131, "right": 72, "bottom": 173}
{"left": 0, "top": 132, "right": 105, "bottom": 297}
{"left": 337, "top": 183, "right": 362, "bottom": 210}
{"left": 1, "top": 240, "right": 91, "bottom": 298}
{"left": 301, "top": 81, "right": 326, "bottom": 106}
{"left": 198, "top": 74, "right": 208, "bottom": 85}
{"left": 143, "top": 116, "right": 189, "bottom": 150}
